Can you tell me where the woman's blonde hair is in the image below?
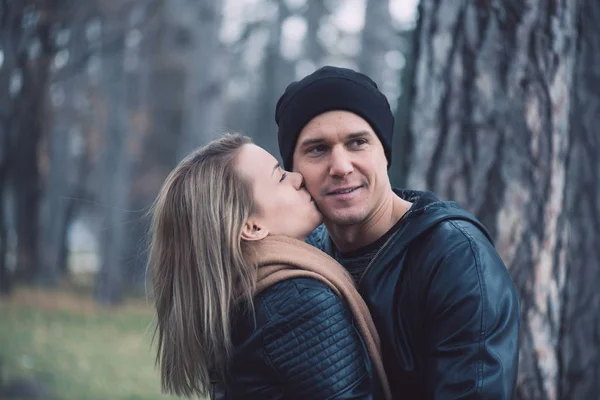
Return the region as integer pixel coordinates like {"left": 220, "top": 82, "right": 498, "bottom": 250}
{"left": 148, "top": 133, "right": 255, "bottom": 398}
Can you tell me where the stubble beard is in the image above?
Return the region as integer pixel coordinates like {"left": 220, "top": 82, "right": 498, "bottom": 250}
{"left": 321, "top": 206, "right": 367, "bottom": 227}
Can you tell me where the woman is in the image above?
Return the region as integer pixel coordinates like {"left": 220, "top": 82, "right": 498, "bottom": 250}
{"left": 148, "top": 133, "right": 390, "bottom": 399}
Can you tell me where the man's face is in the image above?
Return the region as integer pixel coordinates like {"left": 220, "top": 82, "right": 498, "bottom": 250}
{"left": 292, "top": 110, "right": 390, "bottom": 226}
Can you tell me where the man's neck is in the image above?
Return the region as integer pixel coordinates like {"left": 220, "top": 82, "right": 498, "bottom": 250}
{"left": 326, "top": 192, "right": 413, "bottom": 253}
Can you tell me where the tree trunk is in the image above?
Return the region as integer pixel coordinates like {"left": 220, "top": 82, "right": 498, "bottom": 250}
{"left": 174, "top": 0, "right": 228, "bottom": 158}
{"left": 408, "top": 1, "right": 599, "bottom": 399}
{"left": 121, "top": 17, "right": 155, "bottom": 293}
{"left": 359, "top": 0, "right": 395, "bottom": 88}
{"left": 38, "top": 4, "right": 91, "bottom": 286}
{"left": 0, "top": 123, "right": 9, "bottom": 294}
{"left": 11, "top": 5, "right": 54, "bottom": 284}
{"left": 390, "top": 29, "right": 415, "bottom": 188}
{"left": 94, "top": 17, "right": 130, "bottom": 306}
{"left": 557, "top": 1, "right": 600, "bottom": 398}
{"left": 37, "top": 112, "right": 70, "bottom": 286}
{"left": 0, "top": 0, "right": 17, "bottom": 295}
{"left": 304, "top": 0, "right": 327, "bottom": 66}
{"left": 253, "top": 1, "right": 294, "bottom": 157}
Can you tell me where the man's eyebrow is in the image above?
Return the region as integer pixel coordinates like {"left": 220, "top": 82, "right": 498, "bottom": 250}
{"left": 347, "top": 131, "right": 371, "bottom": 139}
{"left": 298, "top": 131, "right": 372, "bottom": 149}
{"left": 298, "top": 138, "right": 325, "bottom": 149}
{"left": 272, "top": 162, "right": 280, "bottom": 176}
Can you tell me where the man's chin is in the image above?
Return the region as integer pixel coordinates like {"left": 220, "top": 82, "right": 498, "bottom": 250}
{"left": 322, "top": 209, "right": 366, "bottom": 227}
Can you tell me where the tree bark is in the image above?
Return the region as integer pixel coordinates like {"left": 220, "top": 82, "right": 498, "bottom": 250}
{"left": 37, "top": 3, "right": 90, "bottom": 286}
{"left": 37, "top": 111, "right": 70, "bottom": 286}
{"left": 121, "top": 15, "right": 156, "bottom": 293}
{"left": 0, "top": 0, "right": 17, "bottom": 295}
{"left": 94, "top": 15, "right": 130, "bottom": 306}
{"left": 556, "top": 1, "right": 600, "bottom": 398}
{"left": 173, "top": 0, "right": 228, "bottom": 158}
{"left": 10, "top": 3, "right": 54, "bottom": 284}
{"left": 0, "top": 123, "right": 9, "bottom": 294}
{"left": 304, "top": 0, "right": 327, "bottom": 65}
{"left": 359, "top": 0, "right": 395, "bottom": 88}
{"left": 0, "top": 122, "right": 9, "bottom": 294}
{"left": 253, "top": 1, "right": 294, "bottom": 157}
{"left": 408, "top": 1, "right": 599, "bottom": 398}
{"left": 390, "top": 29, "right": 415, "bottom": 188}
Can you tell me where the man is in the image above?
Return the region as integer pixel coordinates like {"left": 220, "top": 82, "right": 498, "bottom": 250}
{"left": 275, "top": 66, "right": 520, "bottom": 399}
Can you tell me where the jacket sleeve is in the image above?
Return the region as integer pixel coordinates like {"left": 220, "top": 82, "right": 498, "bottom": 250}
{"left": 423, "top": 220, "right": 520, "bottom": 399}
{"left": 262, "top": 280, "right": 379, "bottom": 400}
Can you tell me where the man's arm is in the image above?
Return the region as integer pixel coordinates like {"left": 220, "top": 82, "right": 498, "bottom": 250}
{"left": 424, "top": 220, "right": 520, "bottom": 399}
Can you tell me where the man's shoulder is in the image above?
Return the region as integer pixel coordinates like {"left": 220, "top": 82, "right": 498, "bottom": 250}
{"left": 393, "top": 187, "right": 494, "bottom": 249}
{"left": 401, "top": 209, "right": 511, "bottom": 292}
{"left": 416, "top": 216, "right": 490, "bottom": 248}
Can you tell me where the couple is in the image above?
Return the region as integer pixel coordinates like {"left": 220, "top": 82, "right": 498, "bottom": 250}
{"left": 148, "top": 67, "right": 520, "bottom": 399}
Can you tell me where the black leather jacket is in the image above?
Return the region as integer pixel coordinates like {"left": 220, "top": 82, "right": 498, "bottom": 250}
{"left": 307, "top": 190, "right": 520, "bottom": 399}
{"left": 211, "top": 277, "right": 384, "bottom": 399}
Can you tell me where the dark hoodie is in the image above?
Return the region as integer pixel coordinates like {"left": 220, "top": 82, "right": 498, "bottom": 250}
{"left": 307, "top": 189, "right": 520, "bottom": 399}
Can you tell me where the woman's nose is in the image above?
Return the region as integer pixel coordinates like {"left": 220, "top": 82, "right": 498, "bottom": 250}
{"left": 289, "top": 171, "right": 305, "bottom": 190}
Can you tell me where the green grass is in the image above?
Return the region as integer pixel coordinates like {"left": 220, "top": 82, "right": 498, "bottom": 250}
{"left": 0, "top": 288, "right": 185, "bottom": 400}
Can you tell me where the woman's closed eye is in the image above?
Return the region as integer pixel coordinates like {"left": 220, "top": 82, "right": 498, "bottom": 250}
{"left": 279, "top": 172, "right": 287, "bottom": 182}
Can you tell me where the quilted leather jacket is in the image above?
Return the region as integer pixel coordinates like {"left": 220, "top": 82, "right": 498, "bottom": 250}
{"left": 210, "top": 277, "right": 384, "bottom": 399}
{"left": 307, "top": 190, "right": 521, "bottom": 399}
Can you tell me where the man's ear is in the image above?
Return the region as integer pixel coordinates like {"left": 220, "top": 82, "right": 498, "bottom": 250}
{"left": 241, "top": 218, "right": 268, "bottom": 241}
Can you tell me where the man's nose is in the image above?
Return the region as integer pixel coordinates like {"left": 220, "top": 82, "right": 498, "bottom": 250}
{"left": 289, "top": 171, "right": 305, "bottom": 190}
{"left": 329, "top": 146, "right": 353, "bottom": 178}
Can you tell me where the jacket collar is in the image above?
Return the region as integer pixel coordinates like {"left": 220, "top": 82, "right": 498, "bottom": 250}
{"left": 306, "top": 189, "right": 493, "bottom": 257}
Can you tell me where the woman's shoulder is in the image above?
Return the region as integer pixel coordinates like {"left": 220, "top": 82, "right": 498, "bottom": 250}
{"left": 231, "top": 277, "right": 345, "bottom": 352}
{"left": 256, "top": 277, "right": 339, "bottom": 318}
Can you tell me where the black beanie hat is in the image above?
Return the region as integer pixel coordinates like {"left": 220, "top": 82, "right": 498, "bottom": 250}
{"left": 275, "top": 66, "right": 394, "bottom": 171}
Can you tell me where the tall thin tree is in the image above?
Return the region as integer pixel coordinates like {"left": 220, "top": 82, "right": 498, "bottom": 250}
{"left": 7, "top": 1, "right": 55, "bottom": 284}
{"left": 359, "top": 0, "right": 394, "bottom": 88}
{"left": 173, "top": 0, "right": 228, "bottom": 158}
{"left": 94, "top": 6, "right": 131, "bottom": 305}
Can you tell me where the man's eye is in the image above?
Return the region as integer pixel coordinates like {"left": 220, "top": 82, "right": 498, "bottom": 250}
{"left": 307, "top": 145, "right": 326, "bottom": 154}
{"left": 349, "top": 139, "right": 367, "bottom": 147}
{"left": 279, "top": 172, "right": 287, "bottom": 182}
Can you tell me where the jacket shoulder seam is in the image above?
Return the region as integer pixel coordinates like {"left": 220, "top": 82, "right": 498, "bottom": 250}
{"left": 447, "top": 219, "right": 487, "bottom": 393}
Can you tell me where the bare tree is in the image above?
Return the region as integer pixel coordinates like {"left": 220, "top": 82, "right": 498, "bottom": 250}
{"left": 168, "top": 0, "right": 228, "bottom": 158}
{"left": 304, "top": 0, "right": 327, "bottom": 65}
{"left": 37, "top": 3, "right": 92, "bottom": 286}
{"left": 407, "top": 1, "right": 600, "bottom": 399}
{"left": 359, "top": 0, "right": 394, "bottom": 87}
{"left": 390, "top": 28, "right": 414, "bottom": 188}
{"left": 253, "top": 0, "right": 294, "bottom": 157}
{"left": 0, "top": 122, "right": 9, "bottom": 294}
{"left": 93, "top": 6, "right": 131, "bottom": 305}
{"left": 121, "top": 6, "right": 160, "bottom": 293}
{"left": 4, "top": 1, "right": 58, "bottom": 284}
{"left": 0, "top": 0, "right": 16, "bottom": 294}
{"left": 556, "top": 1, "right": 600, "bottom": 398}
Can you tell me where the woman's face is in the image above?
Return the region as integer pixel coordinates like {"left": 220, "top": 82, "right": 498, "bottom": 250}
{"left": 236, "top": 144, "right": 323, "bottom": 240}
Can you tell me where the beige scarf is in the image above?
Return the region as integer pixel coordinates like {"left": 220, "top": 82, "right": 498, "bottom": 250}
{"left": 245, "top": 235, "right": 392, "bottom": 400}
